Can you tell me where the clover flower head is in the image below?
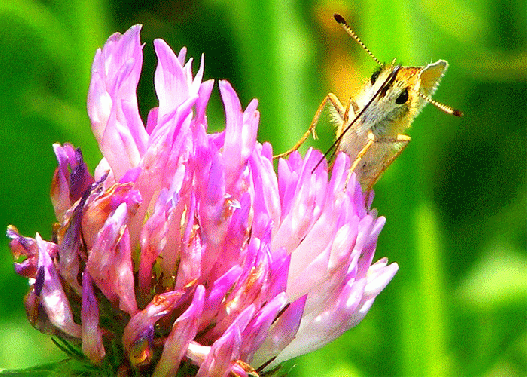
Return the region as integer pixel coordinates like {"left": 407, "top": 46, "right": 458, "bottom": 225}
{"left": 8, "top": 24, "right": 398, "bottom": 376}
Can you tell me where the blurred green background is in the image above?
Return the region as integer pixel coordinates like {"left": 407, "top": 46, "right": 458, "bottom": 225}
{"left": 1, "top": 0, "right": 525, "bottom": 376}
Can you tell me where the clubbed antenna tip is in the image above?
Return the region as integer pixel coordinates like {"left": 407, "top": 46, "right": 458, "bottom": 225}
{"left": 334, "top": 13, "right": 345, "bottom": 24}
{"left": 333, "top": 13, "right": 382, "bottom": 66}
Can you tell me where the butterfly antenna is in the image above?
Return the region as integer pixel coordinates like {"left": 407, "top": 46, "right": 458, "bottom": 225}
{"left": 334, "top": 13, "right": 382, "bottom": 66}
{"left": 418, "top": 92, "right": 463, "bottom": 116}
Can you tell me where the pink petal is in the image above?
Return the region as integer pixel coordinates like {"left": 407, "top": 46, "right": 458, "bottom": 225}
{"left": 81, "top": 272, "right": 106, "bottom": 364}
{"left": 87, "top": 24, "right": 148, "bottom": 180}
{"left": 153, "top": 286, "right": 205, "bottom": 377}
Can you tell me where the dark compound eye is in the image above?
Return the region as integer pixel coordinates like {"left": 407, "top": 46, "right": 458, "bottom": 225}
{"left": 370, "top": 68, "right": 381, "bottom": 85}
{"left": 396, "top": 88, "right": 408, "bottom": 104}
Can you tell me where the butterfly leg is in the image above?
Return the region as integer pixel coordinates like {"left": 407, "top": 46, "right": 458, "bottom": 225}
{"left": 345, "top": 131, "right": 376, "bottom": 188}
{"left": 273, "top": 93, "right": 345, "bottom": 159}
{"left": 361, "top": 133, "right": 411, "bottom": 192}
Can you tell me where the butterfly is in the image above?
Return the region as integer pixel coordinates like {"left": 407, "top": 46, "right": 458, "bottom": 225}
{"left": 276, "top": 14, "right": 462, "bottom": 191}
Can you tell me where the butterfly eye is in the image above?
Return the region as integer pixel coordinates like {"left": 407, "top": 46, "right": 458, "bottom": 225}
{"left": 370, "top": 69, "right": 381, "bottom": 85}
{"left": 396, "top": 88, "right": 409, "bottom": 104}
